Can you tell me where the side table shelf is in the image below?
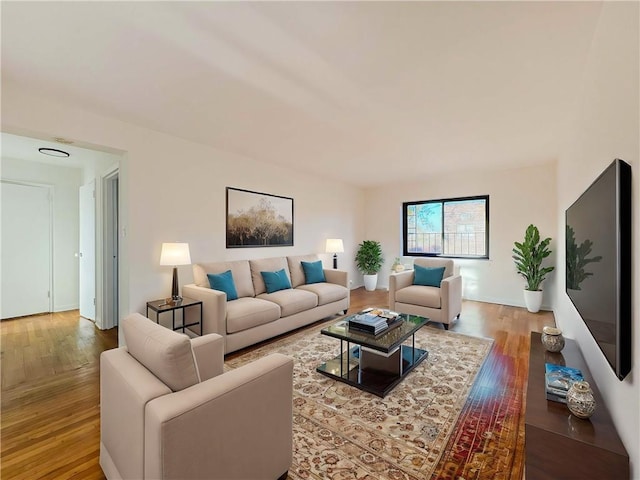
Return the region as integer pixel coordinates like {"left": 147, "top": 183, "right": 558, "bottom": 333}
{"left": 525, "top": 331, "right": 628, "bottom": 479}
{"left": 146, "top": 297, "right": 202, "bottom": 336}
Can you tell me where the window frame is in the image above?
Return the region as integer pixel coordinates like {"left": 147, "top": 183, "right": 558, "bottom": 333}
{"left": 402, "top": 195, "right": 490, "bottom": 259}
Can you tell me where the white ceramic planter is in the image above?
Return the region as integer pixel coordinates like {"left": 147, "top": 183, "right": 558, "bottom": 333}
{"left": 523, "top": 289, "right": 543, "bottom": 313}
{"left": 363, "top": 274, "right": 378, "bottom": 291}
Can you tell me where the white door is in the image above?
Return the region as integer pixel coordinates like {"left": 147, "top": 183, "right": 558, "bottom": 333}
{"left": 79, "top": 181, "right": 96, "bottom": 320}
{"left": 1, "top": 182, "right": 51, "bottom": 319}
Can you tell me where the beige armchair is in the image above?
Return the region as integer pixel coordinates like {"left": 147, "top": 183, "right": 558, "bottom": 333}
{"left": 389, "top": 258, "right": 462, "bottom": 330}
{"left": 100, "top": 313, "right": 293, "bottom": 480}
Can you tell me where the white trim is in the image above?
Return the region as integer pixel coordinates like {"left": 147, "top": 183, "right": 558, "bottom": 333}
{"left": 99, "top": 165, "right": 120, "bottom": 330}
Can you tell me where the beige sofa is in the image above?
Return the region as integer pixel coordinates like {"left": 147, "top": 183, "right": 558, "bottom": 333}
{"left": 100, "top": 313, "right": 293, "bottom": 480}
{"left": 183, "top": 254, "right": 350, "bottom": 353}
{"left": 389, "top": 257, "right": 462, "bottom": 330}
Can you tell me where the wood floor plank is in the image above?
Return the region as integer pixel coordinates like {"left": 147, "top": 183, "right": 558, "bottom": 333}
{"left": 1, "top": 290, "right": 553, "bottom": 479}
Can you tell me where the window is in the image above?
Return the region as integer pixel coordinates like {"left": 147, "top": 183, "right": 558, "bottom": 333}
{"left": 403, "top": 195, "right": 489, "bottom": 258}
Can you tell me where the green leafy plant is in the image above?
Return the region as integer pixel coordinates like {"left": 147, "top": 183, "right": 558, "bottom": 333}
{"left": 355, "top": 240, "right": 384, "bottom": 275}
{"left": 512, "top": 224, "right": 555, "bottom": 291}
{"left": 566, "top": 225, "right": 602, "bottom": 290}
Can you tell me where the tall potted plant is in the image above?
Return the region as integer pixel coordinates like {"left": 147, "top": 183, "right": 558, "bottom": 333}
{"left": 512, "top": 224, "right": 555, "bottom": 313}
{"left": 355, "top": 240, "right": 384, "bottom": 291}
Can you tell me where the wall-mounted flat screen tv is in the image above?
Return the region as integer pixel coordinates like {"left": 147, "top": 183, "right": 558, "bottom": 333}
{"left": 565, "top": 158, "right": 631, "bottom": 380}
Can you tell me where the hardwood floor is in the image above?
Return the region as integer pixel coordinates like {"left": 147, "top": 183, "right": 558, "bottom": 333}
{"left": 1, "top": 289, "right": 555, "bottom": 479}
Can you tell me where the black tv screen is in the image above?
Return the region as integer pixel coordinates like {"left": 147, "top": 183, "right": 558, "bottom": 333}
{"left": 565, "top": 158, "right": 631, "bottom": 380}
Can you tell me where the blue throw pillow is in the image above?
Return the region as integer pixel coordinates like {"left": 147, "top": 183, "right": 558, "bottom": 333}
{"left": 413, "top": 265, "right": 446, "bottom": 287}
{"left": 261, "top": 269, "right": 292, "bottom": 293}
{"left": 301, "top": 260, "right": 326, "bottom": 284}
{"left": 207, "top": 270, "right": 238, "bottom": 301}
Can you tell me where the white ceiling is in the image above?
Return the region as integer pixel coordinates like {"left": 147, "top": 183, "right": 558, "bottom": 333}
{"left": 1, "top": 1, "right": 604, "bottom": 186}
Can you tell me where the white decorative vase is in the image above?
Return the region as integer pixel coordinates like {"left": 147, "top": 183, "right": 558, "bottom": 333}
{"left": 523, "top": 289, "right": 543, "bottom": 313}
{"left": 363, "top": 274, "right": 378, "bottom": 291}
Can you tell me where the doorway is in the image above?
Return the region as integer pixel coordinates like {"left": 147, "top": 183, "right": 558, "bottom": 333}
{"left": 102, "top": 171, "right": 119, "bottom": 329}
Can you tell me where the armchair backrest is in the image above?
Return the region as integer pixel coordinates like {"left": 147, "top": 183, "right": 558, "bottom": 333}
{"left": 414, "top": 258, "right": 455, "bottom": 280}
{"left": 122, "top": 313, "right": 200, "bottom": 391}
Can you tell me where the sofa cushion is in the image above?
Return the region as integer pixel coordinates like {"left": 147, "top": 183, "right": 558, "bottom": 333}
{"left": 395, "top": 285, "right": 442, "bottom": 309}
{"left": 297, "top": 283, "right": 348, "bottom": 306}
{"left": 122, "top": 313, "right": 200, "bottom": 392}
{"left": 207, "top": 270, "right": 238, "bottom": 301}
{"left": 250, "top": 257, "right": 290, "bottom": 295}
{"left": 261, "top": 269, "right": 292, "bottom": 294}
{"left": 257, "top": 289, "right": 318, "bottom": 317}
{"left": 287, "top": 254, "right": 321, "bottom": 288}
{"left": 414, "top": 265, "right": 446, "bottom": 287}
{"left": 226, "top": 297, "right": 281, "bottom": 334}
{"left": 301, "top": 260, "right": 326, "bottom": 284}
{"left": 193, "top": 260, "right": 254, "bottom": 298}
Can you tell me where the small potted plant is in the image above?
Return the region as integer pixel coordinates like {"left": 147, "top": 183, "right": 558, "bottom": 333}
{"left": 512, "top": 224, "right": 555, "bottom": 312}
{"left": 355, "top": 240, "right": 384, "bottom": 291}
{"left": 391, "top": 257, "right": 405, "bottom": 273}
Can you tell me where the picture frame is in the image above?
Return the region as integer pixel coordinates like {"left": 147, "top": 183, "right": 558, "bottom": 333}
{"left": 226, "top": 187, "right": 294, "bottom": 248}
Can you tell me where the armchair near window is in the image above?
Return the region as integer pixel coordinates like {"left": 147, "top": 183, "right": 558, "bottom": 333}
{"left": 100, "top": 313, "right": 293, "bottom": 480}
{"left": 389, "top": 258, "right": 462, "bottom": 330}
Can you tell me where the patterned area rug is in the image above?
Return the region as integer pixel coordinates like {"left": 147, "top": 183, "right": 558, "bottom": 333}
{"left": 226, "top": 322, "right": 493, "bottom": 480}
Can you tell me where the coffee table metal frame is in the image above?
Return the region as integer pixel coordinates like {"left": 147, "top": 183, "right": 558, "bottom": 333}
{"left": 316, "top": 313, "right": 429, "bottom": 397}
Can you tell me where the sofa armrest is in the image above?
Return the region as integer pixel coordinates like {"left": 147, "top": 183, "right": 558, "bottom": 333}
{"left": 144, "top": 353, "right": 294, "bottom": 480}
{"left": 190, "top": 333, "right": 224, "bottom": 381}
{"left": 441, "top": 274, "right": 462, "bottom": 322}
{"left": 324, "top": 268, "right": 348, "bottom": 287}
{"left": 182, "top": 284, "right": 226, "bottom": 338}
{"left": 100, "top": 348, "right": 171, "bottom": 480}
{"left": 389, "top": 270, "right": 414, "bottom": 310}
{"left": 389, "top": 270, "right": 414, "bottom": 293}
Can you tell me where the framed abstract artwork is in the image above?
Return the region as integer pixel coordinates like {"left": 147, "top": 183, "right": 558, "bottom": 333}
{"left": 226, "top": 187, "right": 294, "bottom": 248}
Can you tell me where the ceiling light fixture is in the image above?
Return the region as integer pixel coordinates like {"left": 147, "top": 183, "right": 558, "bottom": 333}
{"left": 39, "top": 147, "right": 70, "bottom": 157}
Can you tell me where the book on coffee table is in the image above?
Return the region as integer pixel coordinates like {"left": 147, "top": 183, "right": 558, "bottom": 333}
{"left": 348, "top": 310, "right": 403, "bottom": 336}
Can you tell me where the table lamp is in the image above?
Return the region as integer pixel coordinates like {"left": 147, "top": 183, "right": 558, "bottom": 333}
{"left": 325, "top": 238, "right": 344, "bottom": 269}
{"left": 160, "top": 242, "right": 191, "bottom": 303}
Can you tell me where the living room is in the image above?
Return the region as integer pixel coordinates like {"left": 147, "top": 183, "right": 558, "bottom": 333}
{"left": 1, "top": 1, "right": 638, "bottom": 478}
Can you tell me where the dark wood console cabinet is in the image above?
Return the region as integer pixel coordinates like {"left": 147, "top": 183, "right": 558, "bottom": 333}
{"left": 526, "top": 332, "right": 629, "bottom": 479}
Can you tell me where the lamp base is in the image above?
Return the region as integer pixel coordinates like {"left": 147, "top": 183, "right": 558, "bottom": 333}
{"left": 333, "top": 254, "right": 338, "bottom": 269}
{"left": 170, "top": 266, "right": 182, "bottom": 305}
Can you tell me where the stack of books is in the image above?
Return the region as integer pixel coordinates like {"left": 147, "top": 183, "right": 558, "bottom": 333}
{"left": 348, "top": 313, "right": 389, "bottom": 335}
{"left": 545, "top": 363, "right": 584, "bottom": 403}
{"left": 348, "top": 309, "right": 401, "bottom": 335}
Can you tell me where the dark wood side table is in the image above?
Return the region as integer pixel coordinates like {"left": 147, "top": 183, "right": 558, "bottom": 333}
{"left": 525, "top": 331, "right": 629, "bottom": 479}
{"left": 146, "top": 297, "right": 202, "bottom": 336}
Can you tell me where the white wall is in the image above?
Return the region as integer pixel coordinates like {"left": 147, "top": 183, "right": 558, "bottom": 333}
{"left": 1, "top": 83, "right": 366, "bottom": 336}
{"left": 555, "top": 2, "right": 639, "bottom": 475}
{"left": 364, "top": 162, "right": 558, "bottom": 309}
{"left": 1, "top": 158, "right": 82, "bottom": 312}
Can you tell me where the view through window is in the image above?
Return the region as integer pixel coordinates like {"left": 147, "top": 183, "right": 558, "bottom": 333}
{"left": 403, "top": 196, "right": 489, "bottom": 258}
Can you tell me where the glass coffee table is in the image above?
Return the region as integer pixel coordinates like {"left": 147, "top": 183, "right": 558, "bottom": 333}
{"left": 316, "top": 311, "right": 429, "bottom": 397}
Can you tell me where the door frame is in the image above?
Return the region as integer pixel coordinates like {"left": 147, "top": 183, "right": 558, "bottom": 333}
{"left": 1, "top": 179, "right": 54, "bottom": 315}
{"left": 100, "top": 167, "right": 119, "bottom": 330}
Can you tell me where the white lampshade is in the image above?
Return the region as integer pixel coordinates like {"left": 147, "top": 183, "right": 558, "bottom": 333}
{"left": 160, "top": 242, "right": 191, "bottom": 266}
{"left": 325, "top": 238, "right": 344, "bottom": 254}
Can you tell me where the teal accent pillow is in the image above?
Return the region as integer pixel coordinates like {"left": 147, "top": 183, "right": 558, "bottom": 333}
{"left": 413, "top": 265, "right": 446, "bottom": 287}
{"left": 301, "top": 260, "right": 326, "bottom": 284}
{"left": 207, "top": 270, "right": 238, "bottom": 301}
{"left": 261, "top": 269, "right": 292, "bottom": 293}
